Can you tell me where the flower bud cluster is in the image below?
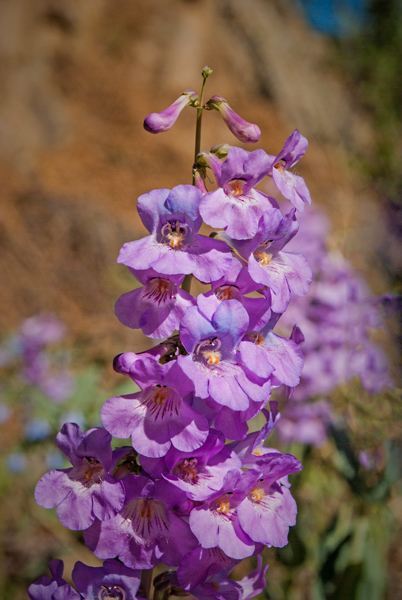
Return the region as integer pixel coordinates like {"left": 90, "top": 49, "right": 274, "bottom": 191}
{"left": 32, "top": 99, "right": 313, "bottom": 597}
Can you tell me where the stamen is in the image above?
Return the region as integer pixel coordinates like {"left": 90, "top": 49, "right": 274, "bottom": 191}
{"left": 76, "top": 457, "right": 105, "bottom": 485}
{"left": 173, "top": 457, "right": 198, "bottom": 483}
{"left": 274, "top": 159, "right": 286, "bottom": 172}
{"left": 248, "top": 332, "right": 266, "bottom": 346}
{"left": 249, "top": 486, "right": 265, "bottom": 502}
{"left": 215, "top": 492, "right": 232, "bottom": 514}
{"left": 227, "top": 179, "right": 244, "bottom": 196}
{"left": 160, "top": 220, "right": 189, "bottom": 249}
{"left": 252, "top": 447, "right": 264, "bottom": 456}
{"left": 203, "top": 350, "right": 221, "bottom": 365}
{"left": 254, "top": 250, "right": 272, "bottom": 266}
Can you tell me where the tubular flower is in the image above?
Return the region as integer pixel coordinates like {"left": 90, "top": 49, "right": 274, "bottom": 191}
{"left": 206, "top": 96, "right": 261, "bottom": 143}
{"left": 118, "top": 185, "right": 232, "bottom": 283}
{"left": 144, "top": 89, "right": 198, "bottom": 134}
{"left": 34, "top": 424, "right": 125, "bottom": 531}
{"left": 115, "top": 267, "right": 196, "bottom": 339}
{"left": 199, "top": 147, "right": 278, "bottom": 240}
{"left": 268, "top": 129, "right": 312, "bottom": 212}
{"left": 84, "top": 476, "right": 198, "bottom": 570}
{"left": 102, "top": 357, "right": 209, "bottom": 458}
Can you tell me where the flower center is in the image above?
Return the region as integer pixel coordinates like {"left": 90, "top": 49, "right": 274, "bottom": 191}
{"left": 274, "top": 159, "right": 286, "bottom": 172}
{"left": 123, "top": 497, "right": 169, "bottom": 540}
{"left": 172, "top": 457, "right": 198, "bottom": 483}
{"left": 72, "top": 456, "right": 105, "bottom": 486}
{"left": 252, "top": 447, "right": 264, "bottom": 456}
{"left": 226, "top": 178, "right": 246, "bottom": 197}
{"left": 215, "top": 493, "right": 233, "bottom": 514}
{"left": 153, "top": 385, "right": 170, "bottom": 405}
{"left": 249, "top": 486, "right": 265, "bottom": 502}
{"left": 143, "top": 278, "right": 175, "bottom": 305}
{"left": 254, "top": 250, "right": 272, "bottom": 266}
{"left": 195, "top": 338, "right": 222, "bottom": 366}
{"left": 160, "top": 220, "right": 189, "bottom": 249}
{"left": 98, "top": 585, "right": 127, "bottom": 600}
{"left": 215, "top": 284, "right": 240, "bottom": 302}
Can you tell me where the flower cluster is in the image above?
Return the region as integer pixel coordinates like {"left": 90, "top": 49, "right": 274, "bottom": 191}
{"left": 31, "top": 73, "right": 313, "bottom": 598}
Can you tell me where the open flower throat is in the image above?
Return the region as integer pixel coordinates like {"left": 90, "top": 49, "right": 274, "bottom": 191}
{"left": 195, "top": 337, "right": 222, "bottom": 366}
{"left": 141, "top": 385, "right": 180, "bottom": 420}
{"left": 143, "top": 278, "right": 176, "bottom": 305}
{"left": 225, "top": 178, "right": 247, "bottom": 198}
{"left": 122, "top": 497, "right": 170, "bottom": 539}
{"left": 160, "top": 220, "right": 190, "bottom": 249}
{"left": 71, "top": 456, "right": 105, "bottom": 487}
{"left": 98, "top": 585, "right": 127, "bottom": 600}
{"left": 173, "top": 457, "right": 199, "bottom": 483}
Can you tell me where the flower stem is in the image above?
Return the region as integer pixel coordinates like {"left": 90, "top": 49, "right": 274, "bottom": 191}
{"left": 142, "top": 568, "right": 154, "bottom": 600}
{"left": 193, "top": 66, "right": 212, "bottom": 184}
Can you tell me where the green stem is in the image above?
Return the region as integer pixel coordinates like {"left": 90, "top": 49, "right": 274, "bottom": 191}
{"left": 194, "top": 77, "right": 207, "bottom": 170}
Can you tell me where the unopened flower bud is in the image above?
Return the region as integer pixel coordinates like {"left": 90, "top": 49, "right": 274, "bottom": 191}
{"left": 144, "top": 89, "right": 198, "bottom": 134}
{"left": 194, "top": 170, "right": 208, "bottom": 194}
{"left": 201, "top": 65, "right": 213, "bottom": 78}
{"left": 210, "top": 143, "right": 232, "bottom": 158}
{"left": 205, "top": 95, "right": 261, "bottom": 143}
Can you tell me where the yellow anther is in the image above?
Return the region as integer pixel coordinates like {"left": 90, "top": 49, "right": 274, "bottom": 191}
{"left": 250, "top": 487, "right": 265, "bottom": 502}
{"left": 252, "top": 447, "right": 264, "bottom": 456}
{"left": 203, "top": 350, "right": 221, "bottom": 365}
{"left": 217, "top": 498, "right": 231, "bottom": 514}
{"left": 254, "top": 251, "right": 272, "bottom": 266}
{"left": 227, "top": 180, "right": 244, "bottom": 197}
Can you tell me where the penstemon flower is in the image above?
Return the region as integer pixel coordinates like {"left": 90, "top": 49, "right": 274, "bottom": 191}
{"left": 31, "top": 67, "right": 313, "bottom": 600}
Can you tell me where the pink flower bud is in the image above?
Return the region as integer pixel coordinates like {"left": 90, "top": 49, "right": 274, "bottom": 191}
{"left": 144, "top": 89, "right": 198, "bottom": 134}
{"left": 206, "top": 95, "right": 261, "bottom": 143}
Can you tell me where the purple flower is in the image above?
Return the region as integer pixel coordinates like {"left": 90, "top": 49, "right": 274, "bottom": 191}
{"left": 203, "top": 257, "right": 272, "bottom": 331}
{"left": 199, "top": 148, "right": 279, "bottom": 240}
{"left": 230, "top": 209, "right": 312, "bottom": 313}
{"left": 118, "top": 185, "right": 232, "bottom": 283}
{"left": 28, "top": 560, "right": 80, "bottom": 600}
{"left": 228, "top": 402, "right": 281, "bottom": 467}
{"left": 34, "top": 423, "right": 125, "bottom": 530}
{"left": 115, "top": 267, "right": 196, "bottom": 339}
{"left": 206, "top": 96, "right": 261, "bottom": 143}
{"left": 102, "top": 357, "right": 208, "bottom": 458}
{"left": 178, "top": 298, "right": 271, "bottom": 411}
{"left": 268, "top": 129, "right": 312, "bottom": 212}
{"left": 144, "top": 89, "right": 198, "bottom": 133}
{"left": 72, "top": 558, "right": 142, "bottom": 600}
{"left": 84, "top": 476, "right": 198, "bottom": 570}
{"left": 238, "top": 315, "right": 305, "bottom": 388}
{"left": 158, "top": 429, "right": 242, "bottom": 501}
{"left": 237, "top": 453, "right": 302, "bottom": 548}
{"left": 189, "top": 469, "right": 260, "bottom": 559}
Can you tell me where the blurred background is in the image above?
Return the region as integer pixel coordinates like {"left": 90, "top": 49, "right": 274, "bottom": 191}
{"left": 0, "top": 0, "right": 401, "bottom": 598}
